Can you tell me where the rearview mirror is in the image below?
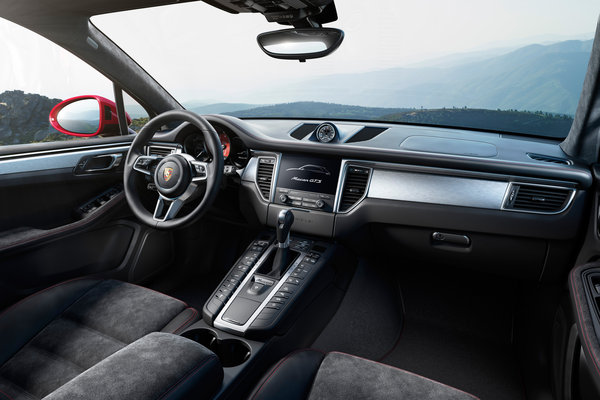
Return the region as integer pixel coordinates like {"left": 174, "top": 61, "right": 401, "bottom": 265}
{"left": 49, "top": 95, "right": 130, "bottom": 137}
{"left": 257, "top": 28, "right": 344, "bottom": 62}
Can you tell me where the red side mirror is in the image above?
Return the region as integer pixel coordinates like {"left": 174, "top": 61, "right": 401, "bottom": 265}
{"left": 49, "top": 95, "right": 131, "bottom": 137}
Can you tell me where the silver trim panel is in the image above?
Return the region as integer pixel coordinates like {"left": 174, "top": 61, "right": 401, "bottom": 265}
{"left": 241, "top": 157, "right": 259, "bottom": 182}
{"left": 244, "top": 155, "right": 578, "bottom": 217}
{"left": 368, "top": 169, "right": 509, "bottom": 210}
{"left": 0, "top": 142, "right": 131, "bottom": 161}
{"left": 0, "top": 145, "right": 130, "bottom": 175}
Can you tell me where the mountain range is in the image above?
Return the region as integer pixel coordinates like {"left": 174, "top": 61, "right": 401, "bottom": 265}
{"left": 0, "top": 39, "right": 591, "bottom": 145}
{"left": 230, "top": 39, "right": 592, "bottom": 115}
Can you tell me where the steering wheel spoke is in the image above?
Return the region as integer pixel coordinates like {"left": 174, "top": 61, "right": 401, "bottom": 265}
{"left": 133, "top": 155, "right": 161, "bottom": 176}
{"left": 153, "top": 196, "right": 185, "bottom": 222}
{"left": 191, "top": 161, "right": 209, "bottom": 182}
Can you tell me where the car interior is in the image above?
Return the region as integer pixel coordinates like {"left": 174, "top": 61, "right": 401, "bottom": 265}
{"left": 2, "top": 0, "right": 600, "bottom": 399}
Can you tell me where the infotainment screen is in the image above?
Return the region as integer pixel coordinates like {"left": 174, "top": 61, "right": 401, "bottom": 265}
{"left": 277, "top": 154, "right": 341, "bottom": 195}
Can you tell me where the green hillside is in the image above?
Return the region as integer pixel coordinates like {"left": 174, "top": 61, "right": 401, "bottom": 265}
{"left": 382, "top": 108, "right": 573, "bottom": 138}
{"left": 228, "top": 102, "right": 573, "bottom": 138}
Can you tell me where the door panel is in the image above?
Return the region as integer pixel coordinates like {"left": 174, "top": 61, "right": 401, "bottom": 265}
{"left": 0, "top": 142, "right": 172, "bottom": 309}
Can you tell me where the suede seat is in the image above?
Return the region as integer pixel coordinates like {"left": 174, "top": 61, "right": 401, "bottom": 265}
{"left": 0, "top": 278, "right": 221, "bottom": 400}
{"left": 249, "top": 350, "right": 479, "bottom": 400}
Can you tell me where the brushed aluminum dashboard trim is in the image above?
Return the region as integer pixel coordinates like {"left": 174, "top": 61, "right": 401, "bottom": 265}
{"left": 368, "top": 169, "right": 509, "bottom": 210}
{"left": 243, "top": 156, "right": 578, "bottom": 217}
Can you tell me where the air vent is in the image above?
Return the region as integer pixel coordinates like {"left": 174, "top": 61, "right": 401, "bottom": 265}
{"left": 527, "top": 153, "right": 572, "bottom": 165}
{"left": 256, "top": 157, "right": 276, "bottom": 200}
{"left": 339, "top": 166, "right": 371, "bottom": 212}
{"left": 504, "top": 184, "right": 573, "bottom": 213}
{"left": 290, "top": 123, "right": 319, "bottom": 140}
{"left": 346, "top": 127, "right": 388, "bottom": 143}
{"left": 148, "top": 146, "right": 176, "bottom": 157}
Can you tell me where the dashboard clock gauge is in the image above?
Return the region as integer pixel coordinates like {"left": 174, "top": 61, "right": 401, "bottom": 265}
{"left": 315, "top": 123, "right": 337, "bottom": 143}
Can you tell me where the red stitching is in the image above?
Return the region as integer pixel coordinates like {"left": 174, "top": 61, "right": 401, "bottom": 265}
{"left": 570, "top": 266, "right": 600, "bottom": 379}
{"left": 0, "top": 389, "right": 14, "bottom": 400}
{"left": 251, "top": 349, "right": 325, "bottom": 400}
{"left": 328, "top": 351, "right": 480, "bottom": 400}
{"left": 158, "top": 355, "right": 218, "bottom": 399}
{"left": 171, "top": 308, "right": 198, "bottom": 334}
{"left": 0, "top": 277, "right": 92, "bottom": 320}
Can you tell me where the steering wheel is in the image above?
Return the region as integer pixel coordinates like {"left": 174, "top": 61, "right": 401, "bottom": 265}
{"left": 124, "top": 110, "right": 224, "bottom": 229}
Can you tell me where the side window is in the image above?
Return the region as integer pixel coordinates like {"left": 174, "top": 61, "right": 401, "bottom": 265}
{"left": 124, "top": 92, "right": 150, "bottom": 133}
{"left": 0, "top": 17, "right": 147, "bottom": 145}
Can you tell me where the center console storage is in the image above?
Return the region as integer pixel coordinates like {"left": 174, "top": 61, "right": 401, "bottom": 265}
{"left": 182, "top": 327, "right": 251, "bottom": 368}
{"left": 179, "top": 320, "right": 264, "bottom": 399}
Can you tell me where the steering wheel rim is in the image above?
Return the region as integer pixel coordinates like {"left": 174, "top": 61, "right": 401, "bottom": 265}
{"left": 124, "top": 110, "right": 224, "bottom": 229}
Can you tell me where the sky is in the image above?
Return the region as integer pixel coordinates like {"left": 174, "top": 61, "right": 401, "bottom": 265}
{"left": 0, "top": 0, "right": 599, "bottom": 104}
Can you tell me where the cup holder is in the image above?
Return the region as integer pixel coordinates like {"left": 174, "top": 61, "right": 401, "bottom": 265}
{"left": 182, "top": 328, "right": 251, "bottom": 367}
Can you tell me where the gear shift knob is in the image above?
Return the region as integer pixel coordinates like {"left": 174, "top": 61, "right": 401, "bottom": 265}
{"left": 276, "top": 209, "right": 294, "bottom": 247}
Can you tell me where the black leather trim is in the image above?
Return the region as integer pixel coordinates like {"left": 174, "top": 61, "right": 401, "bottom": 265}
{"left": 0, "top": 278, "right": 101, "bottom": 366}
{"left": 248, "top": 349, "right": 326, "bottom": 400}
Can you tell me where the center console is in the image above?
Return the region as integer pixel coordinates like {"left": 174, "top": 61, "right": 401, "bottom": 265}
{"left": 202, "top": 220, "right": 334, "bottom": 338}
{"left": 184, "top": 215, "right": 337, "bottom": 398}
{"left": 186, "top": 152, "right": 347, "bottom": 398}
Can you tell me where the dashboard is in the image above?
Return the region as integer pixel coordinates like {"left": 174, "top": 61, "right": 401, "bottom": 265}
{"left": 145, "top": 114, "right": 591, "bottom": 281}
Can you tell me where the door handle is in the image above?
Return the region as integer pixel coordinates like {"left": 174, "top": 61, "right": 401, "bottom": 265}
{"left": 74, "top": 153, "right": 124, "bottom": 174}
{"left": 85, "top": 154, "right": 123, "bottom": 172}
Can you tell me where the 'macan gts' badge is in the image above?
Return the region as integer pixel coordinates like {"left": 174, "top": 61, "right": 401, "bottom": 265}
{"left": 163, "top": 167, "right": 174, "bottom": 182}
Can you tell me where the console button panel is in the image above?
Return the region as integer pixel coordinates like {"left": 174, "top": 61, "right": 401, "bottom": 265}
{"left": 204, "top": 239, "right": 270, "bottom": 319}
{"left": 203, "top": 234, "right": 331, "bottom": 336}
{"left": 275, "top": 188, "right": 334, "bottom": 212}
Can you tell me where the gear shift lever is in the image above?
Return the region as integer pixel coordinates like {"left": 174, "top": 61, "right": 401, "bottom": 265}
{"left": 271, "top": 209, "right": 294, "bottom": 277}
{"left": 276, "top": 209, "right": 294, "bottom": 247}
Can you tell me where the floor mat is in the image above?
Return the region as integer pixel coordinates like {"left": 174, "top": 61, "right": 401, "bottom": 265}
{"left": 382, "top": 319, "right": 524, "bottom": 400}
{"left": 382, "top": 264, "right": 525, "bottom": 400}
{"left": 311, "top": 259, "right": 404, "bottom": 360}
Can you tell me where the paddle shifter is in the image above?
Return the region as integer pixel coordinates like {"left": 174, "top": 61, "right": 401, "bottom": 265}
{"left": 271, "top": 209, "right": 294, "bottom": 278}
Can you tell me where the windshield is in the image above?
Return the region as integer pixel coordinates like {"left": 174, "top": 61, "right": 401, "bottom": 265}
{"left": 92, "top": 0, "right": 598, "bottom": 139}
